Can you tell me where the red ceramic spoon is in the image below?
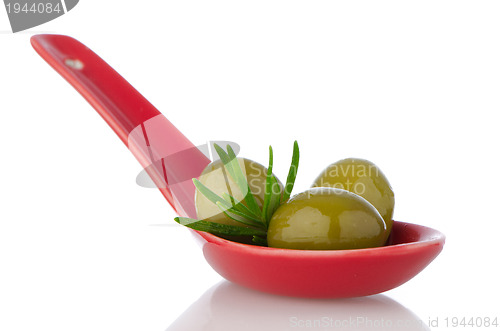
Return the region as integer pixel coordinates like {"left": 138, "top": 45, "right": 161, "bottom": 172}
{"left": 31, "top": 34, "right": 445, "bottom": 298}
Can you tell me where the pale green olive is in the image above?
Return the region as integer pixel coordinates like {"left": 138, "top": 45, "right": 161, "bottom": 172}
{"left": 312, "top": 158, "right": 395, "bottom": 239}
{"left": 195, "top": 157, "right": 282, "bottom": 227}
{"left": 267, "top": 187, "right": 387, "bottom": 250}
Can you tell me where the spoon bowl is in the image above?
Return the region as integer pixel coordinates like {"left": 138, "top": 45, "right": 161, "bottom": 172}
{"left": 31, "top": 34, "right": 445, "bottom": 299}
{"left": 191, "top": 221, "right": 445, "bottom": 298}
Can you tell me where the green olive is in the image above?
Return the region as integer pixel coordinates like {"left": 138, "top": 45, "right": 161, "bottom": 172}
{"left": 195, "top": 157, "right": 282, "bottom": 227}
{"left": 311, "top": 158, "right": 395, "bottom": 239}
{"left": 267, "top": 187, "right": 387, "bottom": 250}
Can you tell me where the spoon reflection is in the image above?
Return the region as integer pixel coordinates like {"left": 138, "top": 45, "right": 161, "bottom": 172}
{"left": 166, "top": 281, "right": 429, "bottom": 331}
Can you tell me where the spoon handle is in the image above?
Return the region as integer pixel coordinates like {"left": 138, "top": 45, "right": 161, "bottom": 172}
{"left": 31, "top": 34, "right": 209, "bottom": 217}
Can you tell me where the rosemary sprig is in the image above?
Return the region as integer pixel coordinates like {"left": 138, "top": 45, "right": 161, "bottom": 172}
{"left": 175, "top": 142, "right": 300, "bottom": 246}
{"left": 175, "top": 217, "right": 267, "bottom": 237}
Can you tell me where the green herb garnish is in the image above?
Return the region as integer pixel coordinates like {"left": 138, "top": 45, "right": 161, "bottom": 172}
{"left": 175, "top": 217, "right": 267, "bottom": 237}
{"left": 174, "top": 141, "right": 300, "bottom": 246}
{"left": 283, "top": 140, "right": 300, "bottom": 202}
{"left": 262, "top": 146, "right": 281, "bottom": 225}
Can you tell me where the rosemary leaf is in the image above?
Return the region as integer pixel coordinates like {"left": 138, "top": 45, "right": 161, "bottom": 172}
{"left": 175, "top": 217, "right": 267, "bottom": 237}
{"left": 282, "top": 140, "right": 300, "bottom": 202}
{"left": 213, "top": 144, "right": 236, "bottom": 178}
{"left": 193, "top": 178, "right": 232, "bottom": 210}
{"left": 221, "top": 192, "right": 236, "bottom": 206}
{"left": 262, "top": 145, "right": 275, "bottom": 224}
{"left": 264, "top": 174, "right": 281, "bottom": 223}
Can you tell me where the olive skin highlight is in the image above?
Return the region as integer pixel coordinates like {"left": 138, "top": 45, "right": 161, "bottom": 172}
{"left": 267, "top": 187, "right": 387, "bottom": 250}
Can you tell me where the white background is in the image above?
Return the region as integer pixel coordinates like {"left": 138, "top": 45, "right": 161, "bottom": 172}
{"left": 1, "top": 1, "right": 499, "bottom": 330}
